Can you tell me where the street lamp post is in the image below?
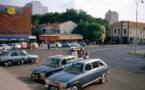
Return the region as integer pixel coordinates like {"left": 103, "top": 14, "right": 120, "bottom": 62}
{"left": 134, "top": 0, "right": 144, "bottom": 53}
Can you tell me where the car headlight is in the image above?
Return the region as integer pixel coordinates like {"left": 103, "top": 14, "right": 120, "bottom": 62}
{"left": 40, "top": 73, "right": 45, "bottom": 77}
{"left": 60, "top": 82, "right": 67, "bottom": 88}
{"left": 45, "top": 79, "right": 51, "bottom": 84}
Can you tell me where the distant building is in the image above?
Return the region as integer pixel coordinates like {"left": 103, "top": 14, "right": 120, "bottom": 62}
{"left": 105, "top": 10, "right": 119, "bottom": 24}
{"left": 109, "top": 21, "right": 145, "bottom": 44}
{"left": 39, "top": 21, "right": 77, "bottom": 34}
{"left": 39, "top": 21, "right": 83, "bottom": 43}
{"left": 25, "top": 1, "right": 48, "bottom": 15}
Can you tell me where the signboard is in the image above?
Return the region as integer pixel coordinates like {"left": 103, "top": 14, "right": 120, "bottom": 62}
{"left": 0, "top": 5, "right": 22, "bottom": 15}
{"left": 0, "top": 36, "right": 29, "bottom": 41}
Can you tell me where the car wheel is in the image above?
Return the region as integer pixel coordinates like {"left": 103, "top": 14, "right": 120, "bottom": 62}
{"left": 99, "top": 74, "right": 106, "bottom": 84}
{"left": 7, "top": 60, "right": 13, "bottom": 66}
{"left": 71, "top": 84, "right": 80, "bottom": 90}
{"left": 31, "top": 58, "right": 35, "bottom": 64}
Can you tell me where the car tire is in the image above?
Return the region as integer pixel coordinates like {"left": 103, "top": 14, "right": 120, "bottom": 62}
{"left": 31, "top": 58, "right": 35, "bottom": 64}
{"left": 99, "top": 74, "right": 106, "bottom": 84}
{"left": 71, "top": 84, "right": 80, "bottom": 90}
{"left": 7, "top": 60, "right": 13, "bottom": 66}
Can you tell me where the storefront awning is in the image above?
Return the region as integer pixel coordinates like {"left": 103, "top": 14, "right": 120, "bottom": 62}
{"left": 0, "top": 36, "right": 29, "bottom": 41}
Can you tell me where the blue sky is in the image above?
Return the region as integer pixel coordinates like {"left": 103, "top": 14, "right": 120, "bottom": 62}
{"left": 0, "top": 0, "right": 145, "bottom": 22}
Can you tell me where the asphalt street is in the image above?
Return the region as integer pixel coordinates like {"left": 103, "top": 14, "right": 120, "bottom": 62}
{"left": 1, "top": 45, "right": 145, "bottom": 90}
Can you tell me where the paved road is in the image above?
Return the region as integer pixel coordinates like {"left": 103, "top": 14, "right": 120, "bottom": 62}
{"left": 1, "top": 45, "right": 145, "bottom": 90}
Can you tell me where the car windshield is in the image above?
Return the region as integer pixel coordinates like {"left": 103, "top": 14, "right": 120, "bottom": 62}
{"left": 45, "top": 58, "right": 60, "bottom": 66}
{"left": 64, "top": 62, "right": 84, "bottom": 72}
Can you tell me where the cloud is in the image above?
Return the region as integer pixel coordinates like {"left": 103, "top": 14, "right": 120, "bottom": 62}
{"left": 58, "top": 0, "right": 76, "bottom": 9}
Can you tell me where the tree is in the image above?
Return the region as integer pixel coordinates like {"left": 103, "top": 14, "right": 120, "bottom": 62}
{"left": 72, "top": 22, "right": 103, "bottom": 42}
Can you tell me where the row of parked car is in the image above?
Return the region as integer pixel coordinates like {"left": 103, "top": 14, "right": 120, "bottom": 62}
{"left": 52, "top": 42, "right": 86, "bottom": 48}
{"left": 0, "top": 42, "right": 39, "bottom": 52}
{"left": 29, "top": 55, "right": 109, "bottom": 90}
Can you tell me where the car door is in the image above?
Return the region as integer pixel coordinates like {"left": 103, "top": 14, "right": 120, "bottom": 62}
{"left": 83, "top": 63, "right": 94, "bottom": 85}
{"left": 10, "top": 52, "right": 20, "bottom": 63}
{"left": 92, "top": 61, "right": 105, "bottom": 80}
{"left": 19, "top": 51, "right": 29, "bottom": 62}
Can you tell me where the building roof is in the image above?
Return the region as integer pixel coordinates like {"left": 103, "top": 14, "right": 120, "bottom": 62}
{"left": 111, "top": 21, "right": 145, "bottom": 28}
{"left": 40, "top": 33, "right": 82, "bottom": 37}
{"left": 39, "top": 21, "right": 67, "bottom": 28}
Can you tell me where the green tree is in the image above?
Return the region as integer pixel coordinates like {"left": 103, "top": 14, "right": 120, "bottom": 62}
{"left": 72, "top": 22, "right": 103, "bottom": 42}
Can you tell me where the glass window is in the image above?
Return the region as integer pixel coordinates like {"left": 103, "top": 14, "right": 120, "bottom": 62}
{"left": 45, "top": 58, "right": 60, "bottom": 66}
{"left": 61, "top": 59, "right": 67, "bottom": 65}
{"left": 64, "top": 62, "right": 83, "bottom": 72}
{"left": 114, "top": 29, "right": 116, "bottom": 34}
{"left": 124, "top": 29, "right": 127, "bottom": 34}
{"left": 92, "top": 61, "right": 99, "bottom": 68}
{"left": 19, "top": 52, "right": 27, "bottom": 56}
{"left": 118, "top": 29, "right": 120, "bottom": 35}
{"left": 85, "top": 63, "right": 92, "bottom": 71}
{"left": 98, "top": 61, "right": 104, "bottom": 66}
{"left": 11, "top": 52, "right": 19, "bottom": 56}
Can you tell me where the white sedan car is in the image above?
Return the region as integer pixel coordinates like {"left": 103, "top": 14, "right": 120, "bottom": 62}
{"left": 52, "top": 43, "right": 62, "bottom": 48}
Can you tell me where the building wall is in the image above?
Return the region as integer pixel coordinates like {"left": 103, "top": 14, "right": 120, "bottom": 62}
{"left": 25, "top": 1, "right": 48, "bottom": 15}
{"left": 110, "top": 21, "right": 145, "bottom": 44}
{"left": 105, "top": 10, "right": 119, "bottom": 24}
{"left": 60, "top": 21, "right": 77, "bottom": 34}
{"left": 0, "top": 5, "right": 31, "bottom": 36}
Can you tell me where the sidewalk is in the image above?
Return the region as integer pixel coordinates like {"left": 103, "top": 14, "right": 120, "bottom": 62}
{"left": 128, "top": 50, "right": 145, "bottom": 56}
{"left": 0, "top": 67, "right": 32, "bottom": 90}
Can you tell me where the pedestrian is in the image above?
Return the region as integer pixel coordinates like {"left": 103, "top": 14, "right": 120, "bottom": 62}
{"left": 72, "top": 49, "right": 78, "bottom": 58}
{"left": 47, "top": 43, "right": 50, "bottom": 50}
{"left": 78, "top": 47, "right": 83, "bottom": 58}
{"left": 84, "top": 52, "right": 89, "bottom": 59}
{"left": 1, "top": 47, "right": 5, "bottom": 54}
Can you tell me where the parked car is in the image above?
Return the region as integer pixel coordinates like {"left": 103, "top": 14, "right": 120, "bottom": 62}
{"left": 0, "top": 44, "right": 11, "bottom": 50}
{"left": 27, "top": 42, "right": 39, "bottom": 49}
{"left": 45, "top": 58, "right": 109, "bottom": 90}
{"left": 79, "top": 41, "right": 86, "bottom": 47}
{"left": 61, "top": 43, "right": 71, "bottom": 47}
{"left": 0, "top": 49, "right": 39, "bottom": 66}
{"left": 20, "top": 42, "right": 27, "bottom": 49}
{"left": 29, "top": 55, "right": 76, "bottom": 80}
{"left": 14, "top": 43, "right": 21, "bottom": 49}
{"left": 52, "top": 43, "right": 62, "bottom": 48}
{"left": 70, "top": 44, "right": 84, "bottom": 52}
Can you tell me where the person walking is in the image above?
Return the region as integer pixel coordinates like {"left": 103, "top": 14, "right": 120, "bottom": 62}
{"left": 47, "top": 43, "right": 50, "bottom": 50}
{"left": 84, "top": 52, "right": 89, "bottom": 59}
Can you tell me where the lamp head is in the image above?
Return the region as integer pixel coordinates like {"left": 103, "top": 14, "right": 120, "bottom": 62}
{"left": 141, "top": 0, "right": 144, "bottom": 3}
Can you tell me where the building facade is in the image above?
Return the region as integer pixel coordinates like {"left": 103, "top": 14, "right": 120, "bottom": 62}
{"left": 105, "top": 10, "right": 119, "bottom": 24}
{"left": 109, "top": 21, "right": 145, "bottom": 44}
{"left": 0, "top": 4, "right": 33, "bottom": 43}
{"left": 39, "top": 21, "right": 83, "bottom": 43}
{"left": 25, "top": 1, "right": 48, "bottom": 15}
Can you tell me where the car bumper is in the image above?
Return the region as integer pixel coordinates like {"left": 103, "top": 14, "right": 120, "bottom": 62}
{"left": 29, "top": 74, "right": 45, "bottom": 80}
{"left": 45, "top": 85, "right": 71, "bottom": 90}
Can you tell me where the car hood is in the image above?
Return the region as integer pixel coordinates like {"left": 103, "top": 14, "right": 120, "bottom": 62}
{"left": 30, "top": 65, "right": 62, "bottom": 73}
{"left": 46, "top": 71, "right": 82, "bottom": 83}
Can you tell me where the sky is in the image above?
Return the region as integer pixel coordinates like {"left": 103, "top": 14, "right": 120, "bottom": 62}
{"left": 0, "top": 0, "right": 145, "bottom": 22}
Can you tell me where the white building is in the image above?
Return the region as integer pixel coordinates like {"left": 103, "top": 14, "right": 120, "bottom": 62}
{"left": 109, "top": 21, "right": 145, "bottom": 44}
{"left": 39, "top": 21, "right": 77, "bottom": 34}
{"left": 105, "top": 10, "right": 119, "bottom": 24}
{"left": 25, "top": 1, "right": 48, "bottom": 15}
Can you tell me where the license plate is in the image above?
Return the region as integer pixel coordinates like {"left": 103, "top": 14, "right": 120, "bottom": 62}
{"left": 50, "top": 87, "right": 57, "bottom": 90}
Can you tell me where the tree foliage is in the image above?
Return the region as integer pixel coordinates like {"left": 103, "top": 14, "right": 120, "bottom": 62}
{"left": 72, "top": 22, "right": 103, "bottom": 42}
{"left": 31, "top": 8, "right": 110, "bottom": 42}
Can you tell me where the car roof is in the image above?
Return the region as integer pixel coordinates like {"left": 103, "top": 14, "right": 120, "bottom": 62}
{"left": 48, "top": 55, "right": 76, "bottom": 59}
{"left": 68, "top": 58, "right": 103, "bottom": 64}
